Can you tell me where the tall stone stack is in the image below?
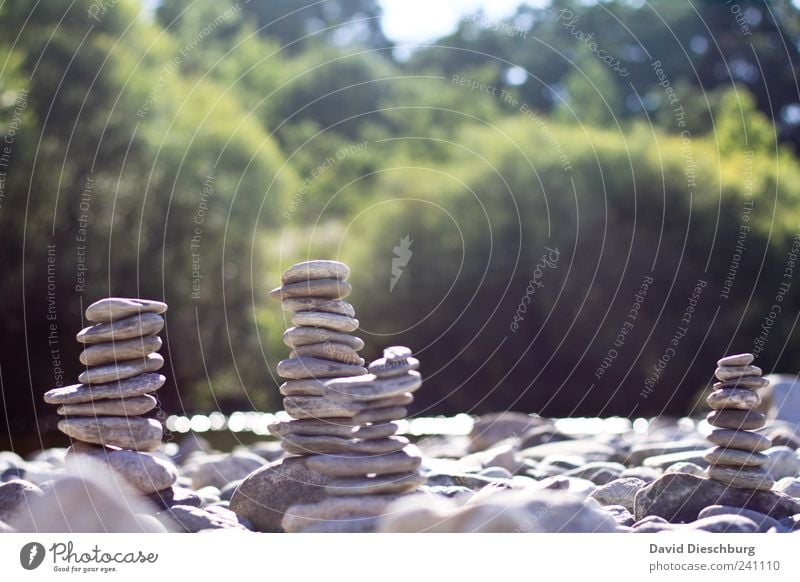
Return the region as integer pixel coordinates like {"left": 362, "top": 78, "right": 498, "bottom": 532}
{"left": 704, "top": 352, "right": 773, "bottom": 491}
{"left": 268, "top": 260, "right": 368, "bottom": 419}
{"left": 44, "top": 298, "right": 178, "bottom": 495}
{"left": 268, "top": 260, "right": 423, "bottom": 532}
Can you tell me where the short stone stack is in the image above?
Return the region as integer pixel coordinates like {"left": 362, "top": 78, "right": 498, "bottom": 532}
{"left": 44, "top": 298, "right": 177, "bottom": 495}
{"left": 704, "top": 352, "right": 773, "bottom": 491}
{"left": 280, "top": 347, "right": 424, "bottom": 533}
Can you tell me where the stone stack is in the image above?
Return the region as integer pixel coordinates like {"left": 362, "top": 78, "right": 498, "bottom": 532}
{"left": 267, "top": 260, "right": 423, "bottom": 532}
{"left": 268, "top": 260, "right": 368, "bottom": 419}
{"left": 704, "top": 352, "right": 773, "bottom": 491}
{"left": 281, "top": 347, "right": 424, "bottom": 533}
{"left": 44, "top": 298, "right": 177, "bottom": 495}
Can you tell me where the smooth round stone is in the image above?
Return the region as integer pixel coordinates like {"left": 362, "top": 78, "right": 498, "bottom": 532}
{"left": 85, "top": 297, "right": 168, "bottom": 323}
{"left": 368, "top": 357, "right": 419, "bottom": 378}
{"left": 717, "top": 353, "right": 754, "bottom": 367}
{"left": 283, "top": 396, "right": 365, "bottom": 419}
{"left": 268, "top": 419, "right": 399, "bottom": 440}
{"left": 706, "top": 387, "right": 761, "bottom": 411}
{"left": 713, "top": 376, "right": 770, "bottom": 390}
{"left": 281, "top": 434, "right": 409, "bottom": 456}
{"left": 289, "top": 342, "right": 364, "bottom": 366}
{"left": 704, "top": 446, "right": 769, "bottom": 467}
{"left": 44, "top": 373, "right": 166, "bottom": 405}
{"left": 277, "top": 357, "right": 366, "bottom": 380}
{"left": 281, "top": 260, "right": 350, "bottom": 284}
{"left": 58, "top": 417, "right": 163, "bottom": 451}
{"left": 282, "top": 392, "right": 407, "bottom": 419}
{"left": 352, "top": 405, "right": 409, "bottom": 424}
{"left": 76, "top": 313, "right": 165, "bottom": 344}
{"left": 281, "top": 297, "right": 355, "bottom": 317}
{"left": 383, "top": 346, "right": 412, "bottom": 362}
{"left": 707, "top": 409, "right": 766, "bottom": 430}
{"left": 715, "top": 365, "right": 762, "bottom": 381}
{"left": 326, "top": 472, "right": 424, "bottom": 496}
{"left": 291, "top": 311, "right": 359, "bottom": 332}
{"left": 325, "top": 371, "right": 422, "bottom": 401}
{"left": 279, "top": 379, "right": 327, "bottom": 397}
{"left": 79, "top": 335, "right": 162, "bottom": 366}
{"left": 706, "top": 465, "right": 774, "bottom": 491}
{"left": 78, "top": 353, "right": 164, "bottom": 385}
{"left": 57, "top": 395, "right": 157, "bottom": 417}
{"left": 307, "top": 446, "right": 422, "bottom": 478}
{"left": 269, "top": 278, "right": 352, "bottom": 300}
{"left": 66, "top": 444, "right": 177, "bottom": 494}
{"left": 283, "top": 327, "right": 364, "bottom": 350}
{"left": 282, "top": 495, "right": 400, "bottom": 533}
{"left": 707, "top": 429, "right": 772, "bottom": 453}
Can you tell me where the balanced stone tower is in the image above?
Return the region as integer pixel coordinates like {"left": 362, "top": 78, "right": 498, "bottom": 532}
{"left": 44, "top": 298, "right": 178, "bottom": 495}
{"left": 704, "top": 352, "right": 773, "bottom": 491}
{"left": 268, "top": 260, "right": 423, "bottom": 532}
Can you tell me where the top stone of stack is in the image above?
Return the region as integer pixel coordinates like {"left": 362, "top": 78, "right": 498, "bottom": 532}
{"left": 85, "top": 297, "right": 168, "bottom": 323}
{"left": 281, "top": 260, "right": 350, "bottom": 285}
{"left": 269, "top": 260, "right": 351, "bottom": 301}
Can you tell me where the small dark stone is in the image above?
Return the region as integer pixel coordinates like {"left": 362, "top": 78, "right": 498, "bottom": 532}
{"left": 687, "top": 514, "right": 759, "bottom": 533}
{"left": 146, "top": 486, "right": 203, "bottom": 509}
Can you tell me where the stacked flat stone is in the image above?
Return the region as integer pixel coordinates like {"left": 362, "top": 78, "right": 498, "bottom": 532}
{"left": 44, "top": 298, "right": 177, "bottom": 494}
{"left": 704, "top": 352, "right": 773, "bottom": 491}
{"left": 280, "top": 347, "right": 424, "bottom": 533}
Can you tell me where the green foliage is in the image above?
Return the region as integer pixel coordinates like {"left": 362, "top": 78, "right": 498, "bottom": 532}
{"left": 3, "top": 0, "right": 800, "bottom": 438}
{"left": 715, "top": 87, "right": 776, "bottom": 154}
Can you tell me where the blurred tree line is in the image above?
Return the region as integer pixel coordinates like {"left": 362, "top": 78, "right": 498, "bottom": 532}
{"left": 2, "top": 0, "right": 800, "bottom": 444}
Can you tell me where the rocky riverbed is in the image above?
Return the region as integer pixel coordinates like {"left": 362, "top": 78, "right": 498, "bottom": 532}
{"left": 2, "top": 412, "right": 800, "bottom": 533}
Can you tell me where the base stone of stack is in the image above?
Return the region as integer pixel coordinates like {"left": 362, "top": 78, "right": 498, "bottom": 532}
{"left": 229, "top": 456, "right": 330, "bottom": 532}
{"left": 66, "top": 443, "right": 178, "bottom": 494}
{"left": 58, "top": 417, "right": 163, "bottom": 451}
{"left": 635, "top": 473, "right": 800, "bottom": 522}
